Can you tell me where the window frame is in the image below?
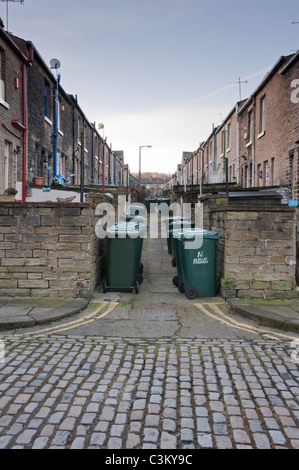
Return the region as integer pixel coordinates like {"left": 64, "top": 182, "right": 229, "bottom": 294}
{"left": 258, "top": 95, "right": 266, "bottom": 138}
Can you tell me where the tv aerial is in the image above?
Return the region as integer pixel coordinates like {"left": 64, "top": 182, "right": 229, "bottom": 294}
{"left": 0, "top": 0, "right": 24, "bottom": 31}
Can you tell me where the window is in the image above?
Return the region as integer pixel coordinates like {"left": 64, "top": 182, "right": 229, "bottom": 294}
{"left": 257, "top": 163, "right": 262, "bottom": 187}
{"left": 259, "top": 96, "right": 265, "bottom": 136}
{"left": 44, "top": 81, "right": 52, "bottom": 125}
{"left": 57, "top": 99, "right": 64, "bottom": 135}
{"left": 245, "top": 165, "right": 249, "bottom": 188}
{"left": 57, "top": 100, "right": 60, "bottom": 131}
{"left": 45, "top": 81, "right": 49, "bottom": 117}
{"left": 16, "top": 146, "right": 22, "bottom": 182}
{"left": 221, "top": 130, "right": 225, "bottom": 154}
{"left": 248, "top": 110, "right": 253, "bottom": 143}
{"left": 0, "top": 50, "right": 4, "bottom": 101}
{"left": 271, "top": 157, "right": 275, "bottom": 185}
{"left": 264, "top": 160, "right": 269, "bottom": 186}
{"left": 4, "top": 141, "right": 11, "bottom": 190}
{"left": 227, "top": 123, "right": 231, "bottom": 150}
{"left": 289, "top": 153, "right": 294, "bottom": 197}
{"left": 0, "top": 50, "right": 9, "bottom": 108}
{"left": 77, "top": 117, "right": 81, "bottom": 145}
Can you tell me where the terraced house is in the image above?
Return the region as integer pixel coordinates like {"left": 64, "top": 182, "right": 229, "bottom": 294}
{"left": 0, "top": 23, "right": 29, "bottom": 200}
{"left": 0, "top": 23, "right": 128, "bottom": 202}
{"left": 177, "top": 52, "right": 299, "bottom": 201}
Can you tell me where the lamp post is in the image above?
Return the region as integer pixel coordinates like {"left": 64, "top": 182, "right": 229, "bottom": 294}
{"left": 138, "top": 145, "right": 152, "bottom": 189}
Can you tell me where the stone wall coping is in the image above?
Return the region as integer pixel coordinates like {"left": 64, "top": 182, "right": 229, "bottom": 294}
{"left": 0, "top": 202, "right": 92, "bottom": 208}
{"left": 209, "top": 204, "right": 295, "bottom": 213}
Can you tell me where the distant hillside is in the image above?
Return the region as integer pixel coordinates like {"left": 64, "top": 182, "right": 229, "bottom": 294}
{"left": 131, "top": 172, "right": 170, "bottom": 180}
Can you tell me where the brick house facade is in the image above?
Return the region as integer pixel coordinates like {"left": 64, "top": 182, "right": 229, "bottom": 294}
{"left": 178, "top": 53, "right": 299, "bottom": 200}
{"left": 238, "top": 56, "right": 291, "bottom": 191}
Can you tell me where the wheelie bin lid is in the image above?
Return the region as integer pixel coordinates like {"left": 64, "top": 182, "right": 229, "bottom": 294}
{"left": 172, "top": 228, "right": 221, "bottom": 240}
{"left": 163, "top": 216, "right": 191, "bottom": 225}
{"left": 171, "top": 220, "right": 195, "bottom": 228}
{"left": 106, "top": 223, "right": 140, "bottom": 238}
{"left": 119, "top": 215, "right": 145, "bottom": 223}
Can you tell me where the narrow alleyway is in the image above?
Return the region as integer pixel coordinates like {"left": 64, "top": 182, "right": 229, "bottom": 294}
{"left": 0, "top": 226, "right": 299, "bottom": 450}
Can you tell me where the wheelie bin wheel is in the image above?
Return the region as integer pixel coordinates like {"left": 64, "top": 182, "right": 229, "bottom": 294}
{"left": 103, "top": 281, "right": 107, "bottom": 293}
{"left": 138, "top": 263, "right": 144, "bottom": 274}
{"left": 178, "top": 280, "right": 185, "bottom": 293}
{"left": 172, "top": 275, "right": 179, "bottom": 287}
{"left": 135, "top": 281, "right": 139, "bottom": 294}
{"left": 185, "top": 286, "right": 198, "bottom": 299}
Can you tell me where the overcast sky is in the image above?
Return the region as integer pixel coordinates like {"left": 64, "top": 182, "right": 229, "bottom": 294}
{"left": 2, "top": 0, "right": 299, "bottom": 174}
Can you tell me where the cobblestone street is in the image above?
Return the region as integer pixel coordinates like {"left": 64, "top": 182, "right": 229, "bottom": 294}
{"left": 0, "top": 335, "right": 299, "bottom": 449}
{"left": 0, "top": 236, "right": 299, "bottom": 453}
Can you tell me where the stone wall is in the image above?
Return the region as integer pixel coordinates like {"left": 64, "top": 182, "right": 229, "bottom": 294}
{"left": 0, "top": 196, "right": 110, "bottom": 298}
{"left": 202, "top": 194, "right": 298, "bottom": 299}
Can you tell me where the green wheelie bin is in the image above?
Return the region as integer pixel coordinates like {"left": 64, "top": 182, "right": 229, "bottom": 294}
{"left": 170, "top": 220, "right": 195, "bottom": 266}
{"left": 177, "top": 229, "right": 221, "bottom": 299}
{"left": 116, "top": 220, "right": 146, "bottom": 284}
{"left": 145, "top": 197, "right": 157, "bottom": 213}
{"left": 134, "top": 221, "right": 147, "bottom": 283}
{"left": 157, "top": 197, "right": 170, "bottom": 206}
{"left": 172, "top": 228, "right": 192, "bottom": 293}
{"left": 103, "top": 223, "right": 142, "bottom": 294}
{"left": 172, "top": 228, "right": 203, "bottom": 293}
{"left": 128, "top": 203, "right": 146, "bottom": 216}
{"left": 121, "top": 220, "right": 147, "bottom": 283}
{"left": 163, "top": 217, "right": 192, "bottom": 255}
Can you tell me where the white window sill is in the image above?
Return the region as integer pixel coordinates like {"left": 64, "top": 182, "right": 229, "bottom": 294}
{"left": 0, "top": 98, "right": 10, "bottom": 109}
{"left": 44, "top": 116, "right": 52, "bottom": 126}
{"left": 246, "top": 141, "right": 252, "bottom": 148}
{"left": 258, "top": 131, "right": 265, "bottom": 139}
{"left": 58, "top": 130, "right": 64, "bottom": 136}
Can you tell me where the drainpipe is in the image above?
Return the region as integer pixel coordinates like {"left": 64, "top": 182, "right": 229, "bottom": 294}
{"left": 80, "top": 123, "right": 85, "bottom": 202}
{"left": 52, "top": 73, "right": 60, "bottom": 179}
{"left": 102, "top": 139, "right": 105, "bottom": 194}
{"left": 91, "top": 122, "right": 95, "bottom": 184}
{"left": 252, "top": 96, "right": 256, "bottom": 187}
{"left": 236, "top": 103, "right": 240, "bottom": 184}
{"left": 21, "top": 46, "right": 34, "bottom": 201}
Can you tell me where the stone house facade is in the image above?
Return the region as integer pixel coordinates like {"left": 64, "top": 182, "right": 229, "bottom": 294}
{"left": 0, "top": 24, "right": 128, "bottom": 200}
{"left": 0, "top": 27, "right": 28, "bottom": 198}
{"left": 11, "top": 34, "right": 114, "bottom": 191}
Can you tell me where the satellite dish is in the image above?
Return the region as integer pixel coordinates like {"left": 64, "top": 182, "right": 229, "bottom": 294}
{"left": 98, "top": 123, "right": 104, "bottom": 130}
{"left": 50, "top": 58, "right": 61, "bottom": 70}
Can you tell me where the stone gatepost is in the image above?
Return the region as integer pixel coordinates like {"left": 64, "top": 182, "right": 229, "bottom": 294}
{"left": 201, "top": 193, "right": 299, "bottom": 300}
